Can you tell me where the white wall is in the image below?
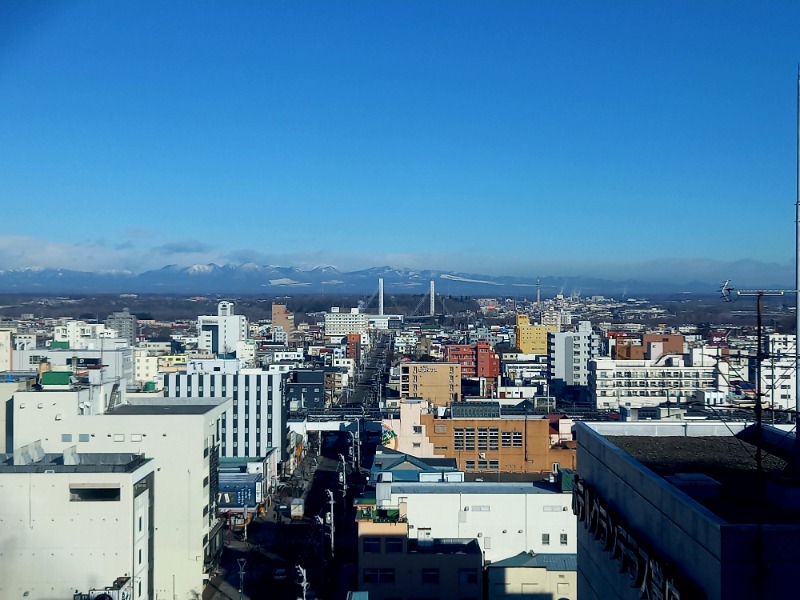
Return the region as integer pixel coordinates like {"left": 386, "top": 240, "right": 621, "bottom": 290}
{"left": 11, "top": 393, "right": 229, "bottom": 600}
{"left": 388, "top": 482, "right": 576, "bottom": 563}
{"left": 0, "top": 461, "right": 156, "bottom": 600}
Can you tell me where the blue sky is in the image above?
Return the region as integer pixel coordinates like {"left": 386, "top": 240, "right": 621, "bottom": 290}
{"left": 1, "top": 1, "right": 799, "bottom": 287}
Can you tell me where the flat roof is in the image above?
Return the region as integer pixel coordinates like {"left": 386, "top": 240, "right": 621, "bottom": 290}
{"left": 111, "top": 404, "right": 219, "bottom": 415}
{"left": 111, "top": 397, "right": 229, "bottom": 415}
{"left": 407, "top": 538, "right": 482, "bottom": 555}
{"left": 391, "top": 481, "right": 561, "bottom": 495}
{"left": 607, "top": 434, "right": 800, "bottom": 524}
{"left": 0, "top": 452, "right": 149, "bottom": 473}
{"left": 489, "top": 551, "right": 577, "bottom": 571}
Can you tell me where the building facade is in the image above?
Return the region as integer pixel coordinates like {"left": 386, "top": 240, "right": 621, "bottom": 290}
{"left": 400, "top": 362, "right": 462, "bottom": 406}
{"left": 163, "top": 365, "right": 287, "bottom": 461}
{"left": 573, "top": 420, "right": 800, "bottom": 600}
{"left": 0, "top": 448, "right": 155, "bottom": 600}
{"left": 105, "top": 308, "right": 138, "bottom": 346}
{"left": 590, "top": 347, "right": 729, "bottom": 410}
{"left": 197, "top": 301, "right": 248, "bottom": 356}
{"left": 548, "top": 320, "right": 600, "bottom": 401}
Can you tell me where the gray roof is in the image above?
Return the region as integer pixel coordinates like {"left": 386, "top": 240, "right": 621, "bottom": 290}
{"left": 107, "top": 404, "right": 218, "bottom": 415}
{"left": 390, "top": 481, "right": 560, "bottom": 495}
{"left": 0, "top": 452, "right": 149, "bottom": 473}
{"left": 489, "top": 552, "right": 577, "bottom": 571}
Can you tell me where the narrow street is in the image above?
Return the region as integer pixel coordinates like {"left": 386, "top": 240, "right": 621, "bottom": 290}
{"left": 205, "top": 432, "right": 365, "bottom": 600}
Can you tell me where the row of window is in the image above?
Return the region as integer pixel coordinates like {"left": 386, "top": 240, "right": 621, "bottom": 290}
{"left": 464, "top": 460, "right": 499, "bottom": 470}
{"left": 362, "top": 568, "right": 478, "bottom": 586}
{"left": 62, "top": 433, "right": 144, "bottom": 443}
{"left": 362, "top": 537, "right": 403, "bottom": 553}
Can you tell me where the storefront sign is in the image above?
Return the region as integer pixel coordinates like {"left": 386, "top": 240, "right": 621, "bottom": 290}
{"left": 573, "top": 475, "right": 699, "bottom": 600}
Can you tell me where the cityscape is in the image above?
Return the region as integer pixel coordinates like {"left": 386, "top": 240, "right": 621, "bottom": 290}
{"left": 0, "top": 282, "right": 797, "bottom": 600}
{"left": 4, "top": 2, "right": 800, "bottom": 600}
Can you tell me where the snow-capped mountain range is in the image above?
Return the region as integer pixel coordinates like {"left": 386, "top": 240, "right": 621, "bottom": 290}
{"left": 0, "top": 263, "right": 716, "bottom": 296}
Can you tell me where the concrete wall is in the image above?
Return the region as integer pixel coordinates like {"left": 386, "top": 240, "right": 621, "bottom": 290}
{"left": 0, "top": 462, "right": 155, "bottom": 599}
{"left": 12, "top": 394, "right": 228, "bottom": 599}
{"left": 389, "top": 483, "right": 576, "bottom": 563}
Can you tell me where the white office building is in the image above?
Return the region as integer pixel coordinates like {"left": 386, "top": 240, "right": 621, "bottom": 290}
{"left": 761, "top": 333, "right": 797, "bottom": 410}
{"left": 376, "top": 478, "right": 576, "bottom": 563}
{"left": 197, "top": 301, "right": 248, "bottom": 356}
{"left": 12, "top": 344, "right": 135, "bottom": 389}
{"left": 590, "top": 347, "right": 729, "bottom": 410}
{"left": 10, "top": 389, "right": 230, "bottom": 600}
{"left": 0, "top": 445, "right": 155, "bottom": 600}
{"left": 163, "top": 362, "right": 286, "bottom": 461}
{"left": 324, "top": 307, "right": 369, "bottom": 340}
{"left": 54, "top": 320, "right": 123, "bottom": 349}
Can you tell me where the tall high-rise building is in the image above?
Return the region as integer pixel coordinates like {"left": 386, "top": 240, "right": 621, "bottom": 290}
{"left": 105, "top": 308, "right": 138, "bottom": 346}
{"left": 271, "top": 303, "right": 295, "bottom": 343}
{"left": 548, "top": 320, "right": 600, "bottom": 401}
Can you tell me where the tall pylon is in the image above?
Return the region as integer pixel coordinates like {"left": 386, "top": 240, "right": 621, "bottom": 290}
{"left": 378, "top": 278, "right": 384, "bottom": 316}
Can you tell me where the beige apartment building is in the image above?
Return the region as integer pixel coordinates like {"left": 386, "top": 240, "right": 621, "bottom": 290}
{"left": 400, "top": 362, "right": 461, "bottom": 406}
{"left": 515, "top": 314, "right": 558, "bottom": 354}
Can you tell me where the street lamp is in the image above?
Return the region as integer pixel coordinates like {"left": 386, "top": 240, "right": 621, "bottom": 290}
{"left": 296, "top": 565, "right": 308, "bottom": 600}
{"left": 325, "top": 489, "right": 336, "bottom": 556}
{"left": 237, "top": 558, "right": 246, "bottom": 600}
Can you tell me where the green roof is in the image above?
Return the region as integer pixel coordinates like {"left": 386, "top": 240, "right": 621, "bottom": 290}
{"left": 49, "top": 341, "right": 69, "bottom": 349}
{"left": 40, "top": 371, "right": 72, "bottom": 386}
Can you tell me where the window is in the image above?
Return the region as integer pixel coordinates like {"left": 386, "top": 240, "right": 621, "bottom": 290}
{"left": 560, "top": 533, "right": 568, "bottom": 545}
{"left": 61, "top": 434, "right": 72, "bottom": 442}
{"left": 465, "top": 428, "right": 475, "bottom": 450}
{"left": 385, "top": 538, "right": 403, "bottom": 553}
{"left": 421, "top": 568, "right": 440, "bottom": 584}
{"left": 458, "top": 568, "right": 478, "bottom": 585}
{"left": 478, "top": 427, "right": 488, "bottom": 450}
{"left": 363, "top": 568, "right": 395, "bottom": 584}
{"left": 512, "top": 431, "right": 523, "bottom": 447}
{"left": 542, "top": 533, "right": 550, "bottom": 545}
{"left": 362, "top": 537, "right": 381, "bottom": 553}
{"left": 489, "top": 428, "right": 499, "bottom": 450}
{"left": 413, "top": 426, "right": 423, "bottom": 434}
{"left": 454, "top": 428, "right": 465, "bottom": 451}
{"left": 79, "top": 433, "right": 90, "bottom": 442}
{"left": 70, "top": 486, "right": 121, "bottom": 502}
{"left": 138, "top": 548, "right": 142, "bottom": 564}
{"left": 501, "top": 431, "right": 512, "bottom": 447}
{"left": 465, "top": 460, "right": 475, "bottom": 470}
{"left": 434, "top": 424, "right": 447, "bottom": 434}
{"left": 138, "top": 516, "right": 143, "bottom": 532}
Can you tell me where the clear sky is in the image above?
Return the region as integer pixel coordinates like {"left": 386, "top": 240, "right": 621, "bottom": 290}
{"left": 2, "top": 0, "right": 799, "bottom": 287}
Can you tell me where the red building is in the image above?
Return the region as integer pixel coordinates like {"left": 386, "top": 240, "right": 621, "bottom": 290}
{"left": 346, "top": 333, "right": 362, "bottom": 364}
{"left": 445, "top": 341, "right": 500, "bottom": 380}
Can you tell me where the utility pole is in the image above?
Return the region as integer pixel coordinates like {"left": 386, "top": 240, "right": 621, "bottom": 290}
{"left": 237, "top": 558, "right": 246, "bottom": 600}
{"left": 326, "top": 489, "right": 335, "bottom": 557}
{"left": 338, "top": 453, "right": 348, "bottom": 514}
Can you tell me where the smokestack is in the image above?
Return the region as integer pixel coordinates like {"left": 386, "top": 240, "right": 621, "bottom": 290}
{"left": 379, "top": 277, "right": 384, "bottom": 316}
{"left": 430, "top": 280, "right": 435, "bottom": 317}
